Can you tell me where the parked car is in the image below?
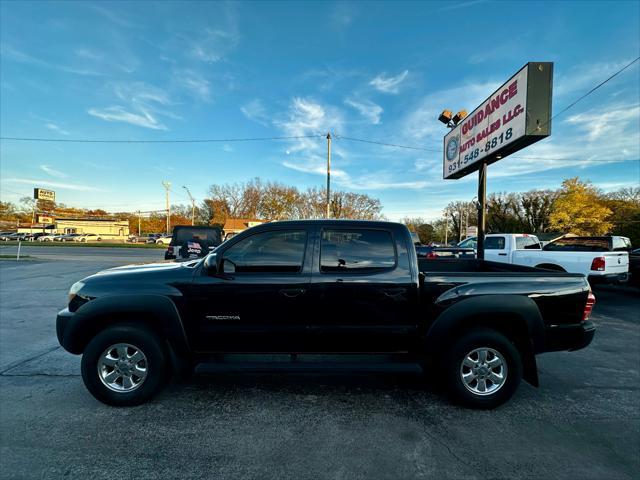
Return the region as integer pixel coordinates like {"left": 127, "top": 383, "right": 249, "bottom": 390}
{"left": 458, "top": 234, "right": 629, "bottom": 284}
{"left": 74, "top": 233, "right": 103, "bottom": 242}
{"left": 0, "top": 231, "right": 16, "bottom": 241}
{"left": 127, "top": 235, "right": 149, "bottom": 243}
{"left": 2, "top": 232, "right": 27, "bottom": 241}
{"left": 38, "top": 234, "right": 58, "bottom": 242}
{"left": 60, "top": 233, "right": 82, "bottom": 242}
{"left": 24, "top": 232, "right": 48, "bottom": 241}
{"left": 164, "top": 225, "right": 222, "bottom": 260}
{"left": 57, "top": 220, "right": 596, "bottom": 408}
{"left": 52, "top": 233, "right": 68, "bottom": 241}
{"left": 416, "top": 245, "right": 476, "bottom": 259}
{"left": 155, "top": 235, "right": 172, "bottom": 245}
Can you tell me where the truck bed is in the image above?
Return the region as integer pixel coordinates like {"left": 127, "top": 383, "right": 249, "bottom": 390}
{"left": 418, "top": 258, "right": 584, "bottom": 276}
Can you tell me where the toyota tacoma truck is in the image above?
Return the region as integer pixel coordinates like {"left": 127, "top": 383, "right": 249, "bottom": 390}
{"left": 57, "top": 220, "right": 596, "bottom": 409}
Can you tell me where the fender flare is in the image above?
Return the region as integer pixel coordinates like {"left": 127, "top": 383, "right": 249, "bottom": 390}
{"left": 424, "top": 295, "right": 545, "bottom": 386}
{"left": 61, "top": 294, "right": 190, "bottom": 359}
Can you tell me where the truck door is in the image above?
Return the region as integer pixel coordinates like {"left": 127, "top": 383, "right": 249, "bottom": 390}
{"left": 189, "top": 228, "right": 312, "bottom": 352}
{"left": 484, "top": 236, "right": 507, "bottom": 263}
{"left": 306, "top": 227, "right": 416, "bottom": 353}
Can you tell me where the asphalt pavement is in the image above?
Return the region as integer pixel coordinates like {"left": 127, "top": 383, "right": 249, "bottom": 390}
{"left": 0, "top": 248, "right": 638, "bottom": 480}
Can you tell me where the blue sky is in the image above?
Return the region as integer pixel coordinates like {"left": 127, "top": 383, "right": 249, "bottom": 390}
{"left": 1, "top": 0, "right": 639, "bottom": 219}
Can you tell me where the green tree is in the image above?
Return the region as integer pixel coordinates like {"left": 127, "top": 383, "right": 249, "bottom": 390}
{"left": 549, "top": 178, "right": 612, "bottom": 235}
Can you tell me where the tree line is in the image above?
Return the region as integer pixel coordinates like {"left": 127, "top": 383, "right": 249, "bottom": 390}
{"left": 1, "top": 177, "right": 637, "bottom": 245}
{"left": 402, "top": 178, "right": 640, "bottom": 246}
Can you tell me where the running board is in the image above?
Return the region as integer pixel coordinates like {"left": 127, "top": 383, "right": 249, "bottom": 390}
{"left": 196, "top": 362, "right": 422, "bottom": 374}
{"left": 194, "top": 353, "right": 422, "bottom": 374}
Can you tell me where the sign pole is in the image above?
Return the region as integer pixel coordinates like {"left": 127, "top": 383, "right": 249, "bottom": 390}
{"left": 326, "top": 133, "right": 331, "bottom": 219}
{"left": 476, "top": 161, "right": 487, "bottom": 260}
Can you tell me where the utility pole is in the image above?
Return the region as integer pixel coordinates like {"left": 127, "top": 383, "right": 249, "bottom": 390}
{"left": 183, "top": 186, "right": 196, "bottom": 226}
{"left": 444, "top": 210, "right": 448, "bottom": 245}
{"left": 477, "top": 162, "right": 487, "bottom": 259}
{"left": 326, "top": 132, "right": 331, "bottom": 219}
{"left": 137, "top": 210, "right": 141, "bottom": 235}
{"left": 162, "top": 181, "right": 171, "bottom": 234}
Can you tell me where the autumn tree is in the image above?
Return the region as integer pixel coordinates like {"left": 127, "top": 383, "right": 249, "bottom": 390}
{"left": 401, "top": 217, "right": 436, "bottom": 244}
{"left": 604, "top": 187, "right": 640, "bottom": 246}
{"left": 517, "top": 190, "right": 558, "bottom": 233}
{"left": 549, "top": 178, "right": 612, "bottom": 235}
{"left": 444, "top": 201, "right": 477, "bottom": 241}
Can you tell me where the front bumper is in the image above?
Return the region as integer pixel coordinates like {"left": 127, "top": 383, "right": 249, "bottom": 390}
{"left": 544, "top": 320, "right": 596, "bottom": 352}
{"left": 56, "top": 308, "right": 79, "bottom": 353}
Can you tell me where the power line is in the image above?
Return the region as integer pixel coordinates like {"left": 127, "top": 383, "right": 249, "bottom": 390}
{"left": 0, "top": 134, "right": 325, "bottom": 144}
{"left": 334, "top": 134, "right": 439, "bottom": 152}
{"left": 545, "top": 56, "right": 640, "bottom": 127}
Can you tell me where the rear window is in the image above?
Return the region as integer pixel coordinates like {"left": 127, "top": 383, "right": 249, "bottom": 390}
{"left": 171, "top": 227, "right": 222, "bottom": 246}
{"left": 485, "top": 236, "right": 505, "bottom": 250}
{"left": 515, "top": 236, "right": 541, "bottom": 250}
{"left": 321, "top": 229, "right": 396, "bottom": 272}
{"left": 543, "top": 237, "right": 611, "bottom": 252}
{"left": 612, "top": 237, "right": 632, "bottom": 252}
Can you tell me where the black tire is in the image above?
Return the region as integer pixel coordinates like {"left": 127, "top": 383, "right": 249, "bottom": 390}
{"left": 81, "top": 324, "right": 168, "bottom": 406}
{"left": 444, "top": 328, "right": 522, "bottom": 409}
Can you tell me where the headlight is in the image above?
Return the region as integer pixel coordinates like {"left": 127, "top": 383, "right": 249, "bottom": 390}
{"left": 68, "top": 281, "right": 85, "bottom": 303}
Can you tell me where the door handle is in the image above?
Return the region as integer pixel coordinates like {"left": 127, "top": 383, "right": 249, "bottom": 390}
{"left": 498, "top": 253, "right": 507, "bottom": 256}
{"left": 382, "top": 288, "right": 406, "bottom": 298}
{"left": 279, "top": 288, "right": 306, "bottom": 298}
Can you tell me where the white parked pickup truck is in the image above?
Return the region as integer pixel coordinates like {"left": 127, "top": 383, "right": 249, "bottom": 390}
{"left": 457, "top": 234, "right": 630, "bottom": 283}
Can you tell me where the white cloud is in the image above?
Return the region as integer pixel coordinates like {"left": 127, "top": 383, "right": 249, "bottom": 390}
{"left": 369, "top": 70, "right": 409, "bottom": 94}
{"left": 344, "top": 98, "right": 383, "bottom": 124}
{"left": 564, "top": 104, "right": 640, "bottom": 142}
{"left": 89, "top": 82, "right": 175, "bottom": 130}
{"left": 40, "top": 165, "right": 68, "bottom": 179}
{"left": 241, "top": 99, "right": 269, "bottom": 126}
{"left": 45, "top": 123, "right": 70, "bottom": 136}
{"left": 179, "top": 71, "right": 211, "bottom": 101}
{"left": 88, "top": 106, "right": 167, "bottom": 130}
{"left": 554, "top": 60, "right": 635, "bottom": 97}
{"left": 3, "top": 178, "right": 101, "bottom": 192}
{"left": 222, "top": 144, "right": 234, "bottom": 152}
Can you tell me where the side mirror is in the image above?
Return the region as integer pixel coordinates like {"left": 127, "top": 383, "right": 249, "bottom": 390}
{"left": 204, "top": 253, "right": 221, "bottom": 274}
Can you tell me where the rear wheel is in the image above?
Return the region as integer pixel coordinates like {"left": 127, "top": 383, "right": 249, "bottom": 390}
{"left": 81, "top": 324, "right": 168, "bottom": 406}
{"left": 444, "top": 328, "right": 522, "bottom": 409}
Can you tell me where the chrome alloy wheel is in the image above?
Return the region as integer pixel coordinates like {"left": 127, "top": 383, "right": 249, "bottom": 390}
{"left": 460, "top": 347, "right": 508, "bottom": 396}
{"left": 97, "top": 343, "right": 148, "bottom": 393}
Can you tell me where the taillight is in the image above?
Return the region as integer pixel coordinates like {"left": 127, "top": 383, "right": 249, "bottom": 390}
{"left": 590, "top": 257, "right": 606, "bottom": 271}
{"left": 582, "top": 292, "right": 596, "bottom": 321}
{"left": 167, "top": 246, "right": 174, "bottom": 253}
{"left": 426, "top": 252, "right": 438, "bottom": 259}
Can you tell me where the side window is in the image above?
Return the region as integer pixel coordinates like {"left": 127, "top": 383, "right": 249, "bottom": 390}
{"left": 223, "top": 230, "right": 307, "bottom": 273}
{"left": 516, "top": 236, "right": 540, "bottom": 250}
{"left": 321, "top": 229, "right": 396, "bottom": 272}
{"left": 485, "top": 236, "right": 506, "bottom": 250}
{"left": 612, "top": 237, "right": 631, "bottom": 252}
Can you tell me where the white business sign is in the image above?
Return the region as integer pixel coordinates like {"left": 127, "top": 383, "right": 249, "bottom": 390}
{"left": 466, "top": 226, "right": 478, "bottom": 237}
{"left": 444, "top": 64, "right": 531, "bottom": 179}
{"left": 34, "top": 188, "right": 56, "bottom": 202}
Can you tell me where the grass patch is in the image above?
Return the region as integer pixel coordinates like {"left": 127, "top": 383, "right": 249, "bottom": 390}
{"left": 0, "top": 241, "right": 165, "bottom": 249}
{"left": 0, "top": 254, "right": 31, "bottom": 259}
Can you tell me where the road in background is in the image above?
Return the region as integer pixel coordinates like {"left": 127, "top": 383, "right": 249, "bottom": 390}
{"left": 0, "top": 254, "right": 638, "bottom": 479}
{"left": 0, "top": 244, "right": 163, "bottom": 262}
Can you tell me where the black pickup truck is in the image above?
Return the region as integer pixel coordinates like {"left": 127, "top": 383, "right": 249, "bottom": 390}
{"left": 57, "top": 220, "right": 596, "bottom": 409}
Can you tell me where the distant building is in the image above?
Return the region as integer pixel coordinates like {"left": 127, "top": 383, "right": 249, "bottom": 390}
{"left": 223, "top": 218, "right": 267, "bottom": 237}
{"left": 18, "top": 217, "right": 129, "bottom": 240}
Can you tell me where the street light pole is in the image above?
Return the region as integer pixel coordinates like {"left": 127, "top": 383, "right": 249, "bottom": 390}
{"left": 162, "top": 181, "right": 171, "bottom": 234}
{"left": 476, "top": 162, "right": 487, "bottom": 260}
{"left": 183, "top": 186, "right": 196, "bottom": 226}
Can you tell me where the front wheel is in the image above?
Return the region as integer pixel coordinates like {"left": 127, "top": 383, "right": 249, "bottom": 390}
{"left": 444, "top": 328, "right": 522, "bottom": 409}
{"left": 81, "top": 324, "right": 168, "bottom": 406}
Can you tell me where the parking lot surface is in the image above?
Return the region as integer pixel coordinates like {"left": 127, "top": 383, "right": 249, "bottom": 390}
{"left": 0, "top": 250, "right": 638, "bottom": 480}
